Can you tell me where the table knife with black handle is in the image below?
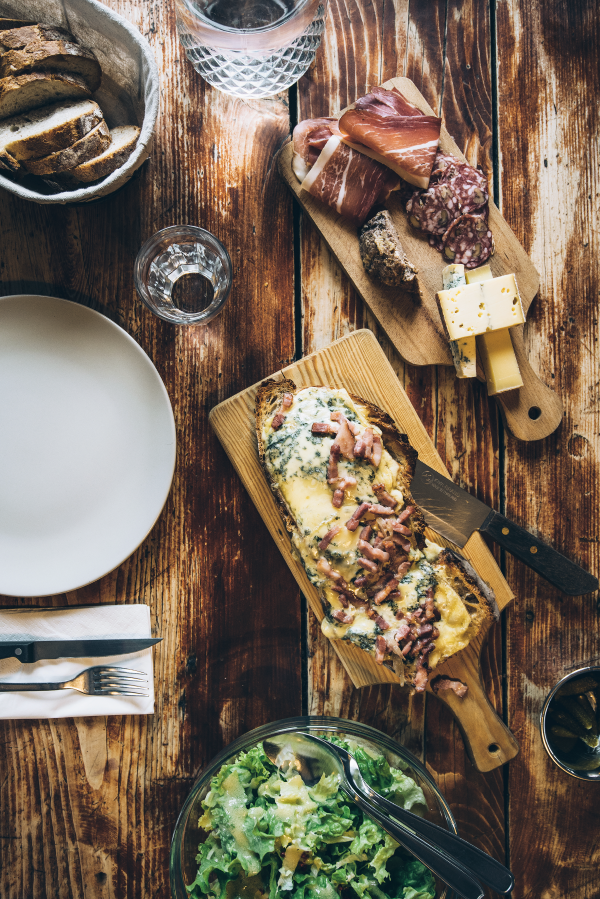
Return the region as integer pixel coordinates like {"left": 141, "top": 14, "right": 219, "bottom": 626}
{"left": 411, "top": 460, "right": 598, "bottom": 596}
{"left": 0, "top": 638, "right": 161, "bottom": 664}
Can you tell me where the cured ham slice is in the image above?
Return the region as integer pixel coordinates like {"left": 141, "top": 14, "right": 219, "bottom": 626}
{"left": 300, "top": 134, "right": 397, "bottom": 224}
{"left": 292, "top": 117, "right": 339, "bottom": 181}
{"left": 339, "top": 87, "right": 441, "bottom": 189}
{"left": 292, "top": 117, "right": 398, "bottom": 225}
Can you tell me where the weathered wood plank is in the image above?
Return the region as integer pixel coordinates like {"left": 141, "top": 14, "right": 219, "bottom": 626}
{"left": 0, "top": 1, "right": 300, "bottom": 896}
{"left": 497, "top": 0, "right": 600, "bottom": 894}
{"left": 298, "top": 0, "right": 506, "bottom": 877}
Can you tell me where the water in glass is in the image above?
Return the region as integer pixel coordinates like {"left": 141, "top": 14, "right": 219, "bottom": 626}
{"left": 175, "top": 0, "right": 327, "bottom": 99}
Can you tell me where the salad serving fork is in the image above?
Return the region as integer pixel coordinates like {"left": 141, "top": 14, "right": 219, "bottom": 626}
{"left": 0, "top": 665, "right": 149, "bottom": 696}
{"left": 264, "top": 732, "right": 514, "bottom": 899}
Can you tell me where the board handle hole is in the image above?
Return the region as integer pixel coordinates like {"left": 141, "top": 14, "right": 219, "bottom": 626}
{"left": 528, "top": 406, "right": 542, "bottom": 420}
{"left": 488, "top": 743, "right": 500, "bottom": 754}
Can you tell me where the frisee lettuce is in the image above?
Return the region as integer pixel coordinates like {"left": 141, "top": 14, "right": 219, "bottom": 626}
{"left": 188, "top": 737, "right": 436, "bottom": 899}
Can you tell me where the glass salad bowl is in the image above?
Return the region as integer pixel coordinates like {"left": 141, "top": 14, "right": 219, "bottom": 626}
{"left": 170, "top": 716, "right": 457, "bottom": 899}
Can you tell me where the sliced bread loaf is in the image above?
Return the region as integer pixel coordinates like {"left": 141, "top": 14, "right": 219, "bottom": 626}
{"left": 0, "top": 72, "right": 91, "bottom": 121}
{"left": 0, "top": 25, "right": 75, "bottom": 52}
{"left": 23, "top": 119, "right": 110, "bottom": 175}
{"left": 0, "top": 99, "right": 103, "bottom": 172}
{"left": 0, "top": 41, "right": 102, "bottom": 93}
{"left": 67, "top": 125, "right": 140, "bottom": 182}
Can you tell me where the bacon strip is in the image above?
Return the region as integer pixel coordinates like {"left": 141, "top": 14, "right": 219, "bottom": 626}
{"left": 327, "top": 444, "right": 341, "bottom": 482}
{"left": 413, "top": 663, "right": 429, "bottom": 692}
{"left": 398, "top": 561, "right": 412, "bottom": 580}
{"left": 373, "top": 578, "right": 399, "bottom": 605}
{"left": 367, "top": 608, "right": 390, "bottom": 631}
{"left": 312, "top": 421, "right": 339, "bottom": 435}
{"left": 329, "top": 412, "right": 356, "bottom": 459}
{"left": 392, "top": 520, "right": 412, "bottom": 536}
{"left": 354, "top": 427, "right": 373, "bottom": 459}
{"left": 397, "top": 505, "right": 415, "bottom": 523}
{"left": 270, "top": 393, "right": 293, "bottom": 430}
{"left": 368, "top": 503, "right": 396, "bottom": 516}
{"left": 375, "top": 635, "right": 387, "bottom": 664}
{"left": 371, "top": 434, "right": 382, "bottom": 467}
{"left": 395, "top": 619, "right": 411, "bottom": 640}
{"left": 431, "top": 676, "right": 468, "bottom": 698}
{"left": 358, "top": 540, "right": 389, "bottom": 563}
{"left": 346, "top": 502, "right": 370, "bottom": 531}
{"left": 357, "top": 556, "right": 378, "bottom": 573}
{"left": 318, "top": 526, "right": 341, "bottom": 551}
{"left": 373, "top": 484, "right": 397, "bottom": 508}
{"left": 331, "top": 475, "right": 357, "bottom": 508}
{"left": 332, "top": 609, "right": 354, "bottom": 624}
{"left": 359, "top": 524, "right": 372, "bottom": 542}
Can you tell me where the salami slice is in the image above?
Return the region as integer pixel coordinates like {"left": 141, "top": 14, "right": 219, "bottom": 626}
{"left": 449, "top": 163, "right": 489, "bottom": 214}
{"left": 441, "top": 214, "right": 494, "bottom": 268}
{"left": 429, "top": 151, "right": 459, "bottom": 182}
{"left": 406, "top": 182, "right": 461, "bottom": 235}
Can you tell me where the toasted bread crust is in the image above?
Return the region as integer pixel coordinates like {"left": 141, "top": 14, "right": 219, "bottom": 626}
{"left": 255, "top": 378, "right": 497, "bottom": 683}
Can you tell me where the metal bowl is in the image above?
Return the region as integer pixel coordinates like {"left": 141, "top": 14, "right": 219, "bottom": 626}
{"left": 540, "top": 665, "right": 600, "bottom": 781}
{"left": 0, "top": 0, "right": 159, "bottom": 204}
{"left": 169, "top": 716, "right": 457, "bottom": 899}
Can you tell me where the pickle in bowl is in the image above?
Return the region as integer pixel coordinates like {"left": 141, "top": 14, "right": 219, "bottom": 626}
{"left": 541, "top": 668, "right": 600, "bottom": 780}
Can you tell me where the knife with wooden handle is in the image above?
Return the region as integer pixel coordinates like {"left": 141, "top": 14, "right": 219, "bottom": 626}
{"left": 411, "top": 460, "right": 598, "bottom": 595}
{"left": 0, "top": 638, "right": 161, "bottom": 663}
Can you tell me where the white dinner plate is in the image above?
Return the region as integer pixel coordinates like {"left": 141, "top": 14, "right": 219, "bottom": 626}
{"left": 0, "top": 295, "right": 176, "bottom": 597}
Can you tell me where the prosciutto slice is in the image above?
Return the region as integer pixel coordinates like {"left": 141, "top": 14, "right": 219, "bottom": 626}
{"left": 292, "top": 118, "right": 398, "bottom": 224}
{"left": 339, "top": 87, "right": 441, "bottom": 189}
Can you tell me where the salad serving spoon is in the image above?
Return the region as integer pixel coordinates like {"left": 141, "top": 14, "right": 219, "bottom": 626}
{"left": 263, "top": 733, "right": 513, "bottom": 899}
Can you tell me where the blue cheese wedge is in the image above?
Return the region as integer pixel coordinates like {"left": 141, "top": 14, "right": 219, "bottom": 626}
{"left": 442, "top": 264, "right": 477, "bottom": 378}
{"left": 256, "top": 380, "right": 498, "bottom": 691}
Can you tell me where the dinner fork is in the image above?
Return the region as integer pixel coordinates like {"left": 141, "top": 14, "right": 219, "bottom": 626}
{"left": 0, "top": 666, "right": 149, "bottom": 696}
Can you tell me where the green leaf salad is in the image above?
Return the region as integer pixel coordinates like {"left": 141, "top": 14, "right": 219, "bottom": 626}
{"left": 188, "top": 736, "right": 436, "bottom": 899}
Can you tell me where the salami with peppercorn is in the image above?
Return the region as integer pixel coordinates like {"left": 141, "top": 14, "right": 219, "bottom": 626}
{"left": 441, "top": 213, "right": 494, "bottom": 268}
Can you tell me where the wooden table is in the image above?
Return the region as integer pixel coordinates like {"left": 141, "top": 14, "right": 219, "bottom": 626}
{"left": 1, "top": 1, "right": 598, "bottom": 896}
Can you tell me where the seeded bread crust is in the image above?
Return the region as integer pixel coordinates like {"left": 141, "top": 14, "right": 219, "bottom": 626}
{"left": 256, "top": 377, "right": 498, "bottom": 683}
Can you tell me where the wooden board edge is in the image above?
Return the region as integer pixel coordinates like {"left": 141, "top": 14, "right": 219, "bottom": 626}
{"left": 210, "top": 330, "right": 515, "bottom": 691}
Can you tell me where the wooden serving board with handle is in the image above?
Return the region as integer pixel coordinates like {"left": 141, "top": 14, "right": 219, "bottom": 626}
{"left": 277, "top": 76, "right": 563, "bottom": 443}
{"left": 210, "top": 329, "right": 519, "bottom": 772}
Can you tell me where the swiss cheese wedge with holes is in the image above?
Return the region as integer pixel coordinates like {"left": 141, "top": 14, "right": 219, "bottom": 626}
{"left": 256, "top": 379, "right": 498, "bottom": 693}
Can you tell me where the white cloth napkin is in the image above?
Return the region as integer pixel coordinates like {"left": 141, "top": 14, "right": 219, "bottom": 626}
{"left": 0, "top": 605, "right": 155, "bottom": 718}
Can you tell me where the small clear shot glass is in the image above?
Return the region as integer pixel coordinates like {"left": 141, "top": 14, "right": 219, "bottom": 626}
{"left": 134, "top": 225, "right": 232, "bottom": 326}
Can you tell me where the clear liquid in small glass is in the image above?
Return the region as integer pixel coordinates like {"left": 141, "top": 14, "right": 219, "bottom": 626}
{"left": 175, "top": 0, "right": 327, "bottom": 99}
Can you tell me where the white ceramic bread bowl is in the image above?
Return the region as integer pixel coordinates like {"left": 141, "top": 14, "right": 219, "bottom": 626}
{"left": 0, "top": 0, "right": 159, "bottom": 203}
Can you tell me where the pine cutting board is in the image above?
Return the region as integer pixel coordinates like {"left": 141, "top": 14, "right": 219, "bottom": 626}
{"left": 277, "top": 76, "right": 563, "bottom": 443}
{"left": 210, "top": 329, "right": 519, "bottom": 772}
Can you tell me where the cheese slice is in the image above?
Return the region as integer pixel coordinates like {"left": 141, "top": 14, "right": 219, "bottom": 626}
{"left": 465, "top": 267, "right": 524, "bottom": 394}
{"left": 442, "top": 264, "right": 477, "bottom": 378}
{"left": 437, "top": 273, "right": 525, "bottom": 340}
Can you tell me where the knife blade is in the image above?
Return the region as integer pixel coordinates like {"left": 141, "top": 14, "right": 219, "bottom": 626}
{"left": 411, "top": 459, "right": 598, "bottom": 596}
{"left": 0, "top": 637, "right": 162, "bottom": 664}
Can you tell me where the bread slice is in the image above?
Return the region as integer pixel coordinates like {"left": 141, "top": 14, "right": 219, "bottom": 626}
{"left": 0, "top": 72, "right": 91, "bottom": 121}
{"left": 0, "top": 25, "right": 74, "bottom": 51}
{"left": 23, "top": 119, "right": 110, "bottom": 175}
{"left": 0, "top": 99, "right": 103, "bottom": 172}
{"left": 66, "top": 125, "right": 140, "bottom": 182}
{"left": 255, "top": 379, "right": 497, "bottom": 691}
{"left": 0, "top": 41, "right": 101, "bottom": 93}
{"left": 0, "top": 19, "right": 36, "bottom": 31}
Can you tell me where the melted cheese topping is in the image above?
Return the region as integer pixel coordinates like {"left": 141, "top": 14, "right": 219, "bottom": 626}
{"left": 262, "top": 387, "right": 474, "bottom": 669}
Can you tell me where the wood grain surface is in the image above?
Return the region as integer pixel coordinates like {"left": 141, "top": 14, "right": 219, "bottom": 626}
{"left": 0, "top": 0, "right": 597, "bottom": 897}
{"left": 210, "top": 329, "right": 518, "bottom": 772}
